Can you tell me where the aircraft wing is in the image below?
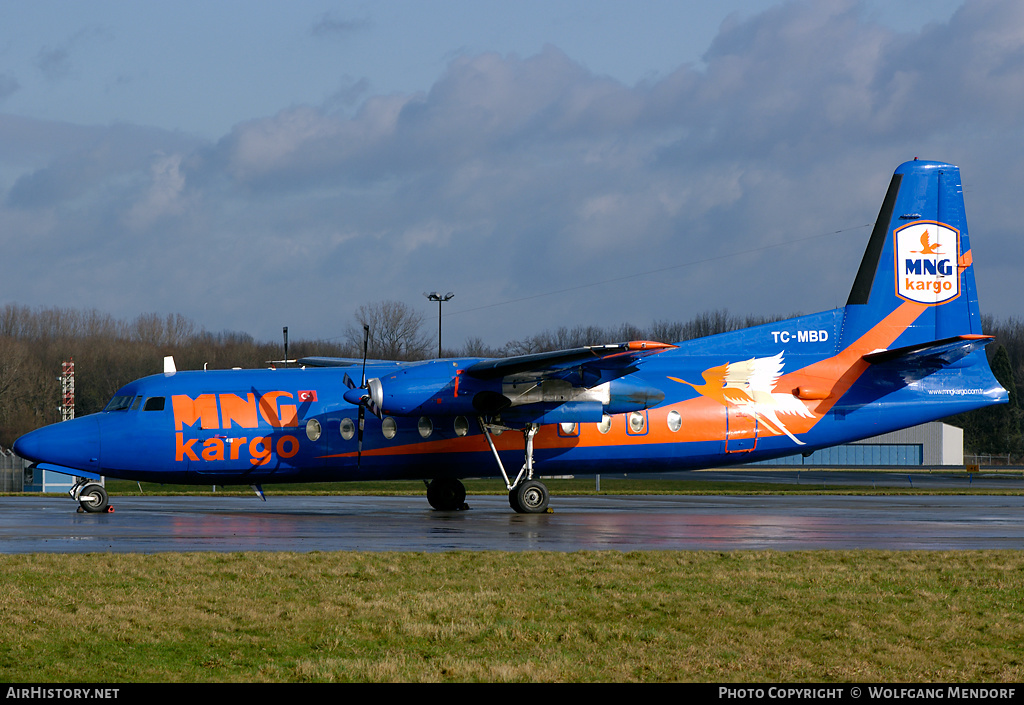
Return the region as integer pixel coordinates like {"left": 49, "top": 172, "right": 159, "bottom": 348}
{"left": 298, "top": 355, "right": 442, "bottom": 368}
{"left": 296, "top": 357, "right": 364, "bottom": 368}
{"left": 463, "top": 341, "right": 677, "bottom": 380}
{"left": 330, "top": 340, "right": 677, "bottom": 422}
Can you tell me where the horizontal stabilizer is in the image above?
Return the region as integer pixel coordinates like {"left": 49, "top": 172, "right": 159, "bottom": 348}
{"left": 862, "top": 334, "right": 993, "bottom": 369}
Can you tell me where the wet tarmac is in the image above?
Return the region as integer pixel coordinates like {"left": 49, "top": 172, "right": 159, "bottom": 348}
{"left": 1, "top": 490, "right": 1023, "bottom": 552}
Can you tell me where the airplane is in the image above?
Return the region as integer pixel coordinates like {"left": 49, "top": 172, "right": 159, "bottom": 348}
{"left": 13, "top": 159, "right": 1009, "bottom": 514}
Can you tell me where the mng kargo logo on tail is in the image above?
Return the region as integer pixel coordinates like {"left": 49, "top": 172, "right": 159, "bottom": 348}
{"left": 895, "top": 221, "right": 960, "bottom": 305}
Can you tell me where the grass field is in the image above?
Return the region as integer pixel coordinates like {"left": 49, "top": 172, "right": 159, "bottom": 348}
{"left": 2, "top": 551, "right": 1024, "bottom": 682}
{"left": 3, "top": 477, "right": 1023, "bottom": 683}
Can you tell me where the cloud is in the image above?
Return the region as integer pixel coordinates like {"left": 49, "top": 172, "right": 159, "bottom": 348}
{"left": 34, "top": 46, "right": 72, "bottom": 82}
{"left": 123, "top": 153, "right": 187, "bottom": 231}
{"left": 33, "top": 27, "right": 114, "bottom": 83}
{"left": 5, "top": 123, "right": 201, "bottom": 210}
{"left": 310, "top": 12, "right": 371, "bottom": 39}
{"left": 2, "top": 0, "right": 1023, "bottom": 347}
{"left": 0, "top": 74, "right": 18, "bottom": 102}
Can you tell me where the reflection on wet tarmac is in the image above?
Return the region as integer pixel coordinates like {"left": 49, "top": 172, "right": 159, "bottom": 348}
{"left": 2, "top": 491, "right": 1023, "bottom": 553}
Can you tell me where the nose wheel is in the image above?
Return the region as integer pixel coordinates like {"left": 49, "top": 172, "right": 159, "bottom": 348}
{"left": 72, "top": 480, "right": 112, "bottom": 513}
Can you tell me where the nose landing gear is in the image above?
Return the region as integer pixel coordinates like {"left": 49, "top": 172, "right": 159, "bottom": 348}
{"left": 71, "top": 480, "right": 112, "bottom": 513}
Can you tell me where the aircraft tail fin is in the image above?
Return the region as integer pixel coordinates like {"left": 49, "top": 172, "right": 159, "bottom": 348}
{"left": 840, "top": 160, "right": 983, "bottom": 349}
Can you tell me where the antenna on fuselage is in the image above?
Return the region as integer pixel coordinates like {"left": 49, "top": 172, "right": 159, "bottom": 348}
{"left": 360, "top": 324, "right": 369, "bottom": 387}
{"left": 265, "top": 326, "right": 298, "bottom": 368}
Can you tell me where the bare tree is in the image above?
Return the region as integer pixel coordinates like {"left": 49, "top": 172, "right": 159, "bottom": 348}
{"left": 459, "top": 336, "right": 501, "bottom": 358}
{"left": 0, "top": 336, "right": 54, "bottom": 446}
{"left": 130, "top": 313, "right": 197, "bottom": 347}
{"left": 347, "top": 300, "right": 432, "bottom": 361}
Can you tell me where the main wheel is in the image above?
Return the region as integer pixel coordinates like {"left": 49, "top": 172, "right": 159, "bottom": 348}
{"left": 510, "top": 480, "right": 549, "bottom": 514}
{"left": 426, "top": 478, "right": 466, "bottom": 511}
{"left": 79, "top": 483, "right": 109, "bottom": 513}
{"left": 509, "top": 489, "right": 523, "bottom": 513}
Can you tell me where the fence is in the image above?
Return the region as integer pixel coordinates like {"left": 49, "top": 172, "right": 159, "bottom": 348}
{"left": 0, "top": 449, "right": 26, "bottom": 492}
{"left": 964, "top": 454, "right": 1015, "bottom": 466}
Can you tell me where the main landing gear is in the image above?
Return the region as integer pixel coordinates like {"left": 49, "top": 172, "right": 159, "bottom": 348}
{"left": 425, "top": 477, "right": 468, "bottom": 511}
{"left": 71, "top": 479, "right": 113, "bottom": 513}
{"left": 424, "top": 420, "right": 552, "bottom": 514}
{"left": 481, "top": 419, "right": 551, "bottom": 514}
{"left": 508, "top": 479, "right": 549, "bottom": 514}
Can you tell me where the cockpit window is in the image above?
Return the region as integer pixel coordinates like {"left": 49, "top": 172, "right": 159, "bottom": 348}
{"left": 103, "top": 395, "right": 135, "bottom": 412}
{"left": 143, "top": 397, "right": 165, "bottom": 411}
{"left": 131, "top": 396, "right": 143, "bottom": 411}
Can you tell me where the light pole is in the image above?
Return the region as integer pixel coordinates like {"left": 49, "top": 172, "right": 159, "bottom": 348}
{"left": 424, "top": 291, "right": 454, "bottom": 358}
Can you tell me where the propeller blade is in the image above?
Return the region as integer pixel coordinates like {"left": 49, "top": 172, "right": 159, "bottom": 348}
{"left": 354, "top": 324, "right": 372, "bottom": 468}
{"left": 357, "top": 405, "right": 365, "bottom": 468}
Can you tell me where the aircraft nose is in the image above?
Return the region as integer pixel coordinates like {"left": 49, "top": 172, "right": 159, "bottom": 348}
{"left": 13, "top": 416, "right": 101, "bottom": 473}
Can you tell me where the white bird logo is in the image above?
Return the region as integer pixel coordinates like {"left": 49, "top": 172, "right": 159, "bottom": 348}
{"left": 670, "top": 351, "right": 815, "bottom": 445}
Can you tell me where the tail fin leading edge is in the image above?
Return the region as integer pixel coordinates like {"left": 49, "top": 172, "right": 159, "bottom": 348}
{"left": 840, "top": 160, "right": 983, "bottom": 349}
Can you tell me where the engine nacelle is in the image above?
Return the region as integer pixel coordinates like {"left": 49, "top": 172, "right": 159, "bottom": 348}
{"left": 604, "top": 379, "right": 665, "bottom": 414}
{"left": 358, "top": 361, "right": 666, "bottom": 422}
{"left": 370, "top": 360, "right": 473, "bottom": 417}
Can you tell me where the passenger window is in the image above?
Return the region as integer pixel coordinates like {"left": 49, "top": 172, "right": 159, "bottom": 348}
{"left": 417, "top": 417, "right": 433, "bottom": 439}
{"left": 667, "top": 410, "right": 682, "bottom": 432}
{"left": 340, "top": 418, "right": 355, "bottom": 440}
{"left": 628, "top": 411, "right": 646, "bottom": 434}
{"left": 143, "top": 397, "right": 166, "bottom": 411}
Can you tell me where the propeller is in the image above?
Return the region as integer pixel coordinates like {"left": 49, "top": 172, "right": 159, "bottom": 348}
{"left": 342, "top": 325, "right": 382, "bottom": 465}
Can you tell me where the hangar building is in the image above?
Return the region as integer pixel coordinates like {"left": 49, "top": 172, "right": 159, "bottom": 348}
{"left": 750, "top": 421, "right": 963, "bottom": 467}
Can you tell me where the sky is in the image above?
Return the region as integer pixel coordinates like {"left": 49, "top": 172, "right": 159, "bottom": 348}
{"left": 1, "top": 0, "right": 1020, "bottom": 352}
